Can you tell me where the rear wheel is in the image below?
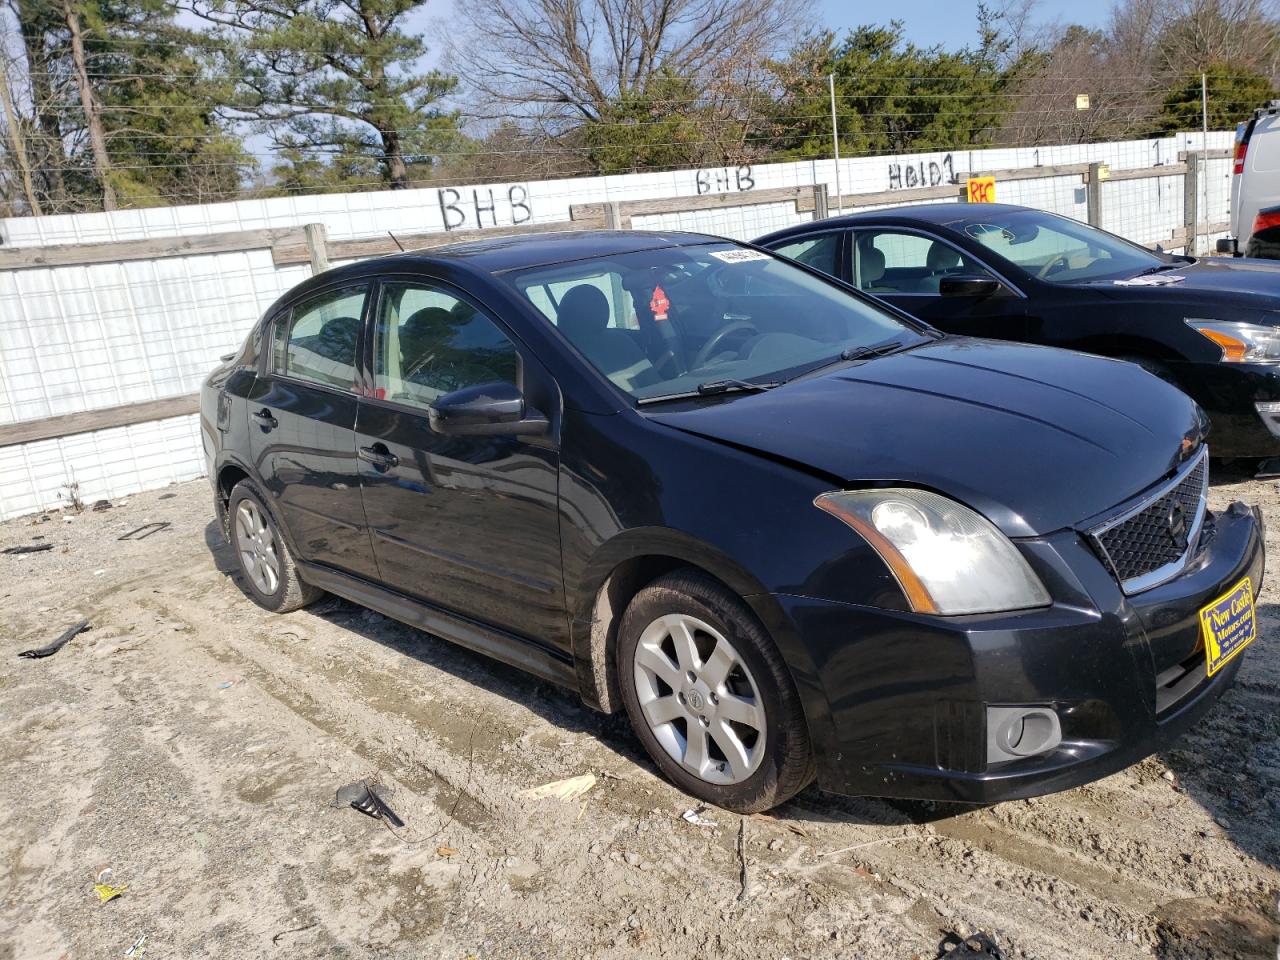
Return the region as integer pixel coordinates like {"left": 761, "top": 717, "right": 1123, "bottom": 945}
{"left": 228, "top": 481, "right": 321, "bottom": 613}
{"left": 616, "top": 571, "right": 813, "bottom": 812}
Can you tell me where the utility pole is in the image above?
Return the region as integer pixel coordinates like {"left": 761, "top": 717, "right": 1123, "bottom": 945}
{"left": 63, "top": 0, "right": 116, "bottom": 211}
{"left": 1200, "top": 71, "right": 1209, "bottom": 256}
{"left": 829, "top": 73, "right": 842, "bottom": 215}
{"left": 0, "top": 56, "right": 42, "bottom": 216}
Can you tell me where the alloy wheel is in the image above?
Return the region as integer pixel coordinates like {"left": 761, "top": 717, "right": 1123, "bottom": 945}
{"left": 235, "top": 500, "right": 281, "bottom": 596}
{"left": 632, "top": 613, "right": 767, "bottom": 785}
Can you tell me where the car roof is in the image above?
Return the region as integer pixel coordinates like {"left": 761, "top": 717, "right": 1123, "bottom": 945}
{"left": 757, "top": 202, "right": 1034, "bottom": 242}
{"left": 322, "top": 229, "right": 727, "bottom": 281}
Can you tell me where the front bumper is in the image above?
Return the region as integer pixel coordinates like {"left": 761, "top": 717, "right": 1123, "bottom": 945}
{"left": 775, "top": 501, "right": 1265, "bottom": 803}
{"left": 1171, "top": 360, "right": 1280, "bottom": 458}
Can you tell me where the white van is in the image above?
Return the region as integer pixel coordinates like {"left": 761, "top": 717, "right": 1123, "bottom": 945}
{"left": 1224, "top": 102, "right": 1280, "bottom": 257}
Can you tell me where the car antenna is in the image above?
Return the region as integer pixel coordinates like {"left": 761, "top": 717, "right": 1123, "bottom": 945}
{"left": 388, "top": 231, "right": 405, "bottom": 252}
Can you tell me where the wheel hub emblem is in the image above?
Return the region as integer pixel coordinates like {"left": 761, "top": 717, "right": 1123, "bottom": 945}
{"left": 687, "top": 689, "right": 705, "bottom": 711}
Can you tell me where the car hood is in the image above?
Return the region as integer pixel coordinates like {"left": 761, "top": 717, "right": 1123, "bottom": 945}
{"left": 644, "top": 339, "right": 1208, "bottom": 538}
{"left": 1088, "top": 256, "right": 1280, "bottom": 304}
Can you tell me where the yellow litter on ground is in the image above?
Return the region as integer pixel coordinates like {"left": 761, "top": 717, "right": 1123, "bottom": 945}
{"left": 515, "top": 773, "right": 597, "bottom": 802}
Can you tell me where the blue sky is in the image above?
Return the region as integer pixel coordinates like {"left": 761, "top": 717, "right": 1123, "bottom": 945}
{"left": 814, "top": 0, "right": 1116, "bottom": 48}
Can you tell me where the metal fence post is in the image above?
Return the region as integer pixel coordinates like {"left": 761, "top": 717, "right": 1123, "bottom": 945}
{"left": 812, "top": 183, "right": 829, "bottom": 221}
{"left": 303, "top": 222, "right": 330, "bottom": 273}
{"left": 1183, "top": 153, "right": 1200, "bottom": 255}
{"left": 1086, "top": 163, "right": 1105, "bottom": 228}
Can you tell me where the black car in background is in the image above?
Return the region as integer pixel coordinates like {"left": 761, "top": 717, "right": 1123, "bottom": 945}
{"left": 757, "top": 204, "right": 1280, "bottom": 460}
{"left": 202, "top": 230, "right": 1263, "bottom": 812}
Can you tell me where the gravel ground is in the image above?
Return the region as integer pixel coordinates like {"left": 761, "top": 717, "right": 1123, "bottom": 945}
{"left": 0, "top": 470, "right": 1277, "bottom": 960}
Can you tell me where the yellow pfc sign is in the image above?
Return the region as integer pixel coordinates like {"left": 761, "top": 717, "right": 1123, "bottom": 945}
{"left": 966, "top": 176, "right": 996, "bottom": 203}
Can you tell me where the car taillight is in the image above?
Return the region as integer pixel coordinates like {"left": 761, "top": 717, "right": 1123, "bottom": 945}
{"left": 1234, "top": 140, "right": 1248, "bottom": 175}
{"left": 1253, "top": 208, "right": 1280, "bottom": 233}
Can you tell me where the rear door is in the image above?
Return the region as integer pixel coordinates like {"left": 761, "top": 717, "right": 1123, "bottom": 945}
{"left": 354, "top": 277, "right": 566, "bottom": 647}
{"left": 247, "top": 283, "right": 380, "bottom": 581}
{"left": 847, "top": 227, "right": 1030, "bottom": 340}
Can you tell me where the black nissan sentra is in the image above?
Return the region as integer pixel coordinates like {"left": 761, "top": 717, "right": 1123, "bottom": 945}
{"left": 201, "top": 230, "right": 1264, "bottom": 812}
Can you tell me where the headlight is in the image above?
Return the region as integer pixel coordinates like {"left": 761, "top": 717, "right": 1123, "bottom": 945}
{"left": 1186, "top": 320, "right": 1280, "bottom": 362}
{"left": 814, "top": 488, "right": 1051, "bottom": 615}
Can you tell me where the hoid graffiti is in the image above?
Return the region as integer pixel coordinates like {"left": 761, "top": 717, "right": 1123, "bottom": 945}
{"left": 887, "top": 154, "right": 956, "bottom": 190}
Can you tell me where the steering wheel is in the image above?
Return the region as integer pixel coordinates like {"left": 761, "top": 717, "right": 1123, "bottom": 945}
{"left": 1037, "top": 254, "right": 1070, "bottom": 279}
{"left": 691, "top": 320, "right": 759, "bottom": 369}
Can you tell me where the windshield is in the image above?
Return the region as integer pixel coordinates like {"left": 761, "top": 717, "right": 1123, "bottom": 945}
{"left": 959, "top": 209, "right": 1171, "bottom": 284}
{"left": 506, "top": 243, "right": 925, "bottom": 402}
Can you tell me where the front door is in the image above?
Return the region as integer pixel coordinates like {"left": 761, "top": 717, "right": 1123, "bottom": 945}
{"left": 848, "top": 228, "right": 1031, "bottom": 341}
{"left": 354, "top": 279, "right": 566, "bottom": 648}
{"left": 247, "top": 282, "right": 380, "bottom": 581}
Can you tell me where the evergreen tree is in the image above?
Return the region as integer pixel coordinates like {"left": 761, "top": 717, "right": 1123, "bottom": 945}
{"left": 193, "top": 0, "right": 461, "bottom": 190}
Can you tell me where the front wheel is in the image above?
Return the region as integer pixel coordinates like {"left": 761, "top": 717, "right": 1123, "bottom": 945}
{"left": 616, "top": 571, "right": 814, "bottom": 812}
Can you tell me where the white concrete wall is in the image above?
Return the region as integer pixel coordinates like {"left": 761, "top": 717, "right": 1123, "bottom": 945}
{"left": 0, "top": 131, "right": 1235, "bottom": 520}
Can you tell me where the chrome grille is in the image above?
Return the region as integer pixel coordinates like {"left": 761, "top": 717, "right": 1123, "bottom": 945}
{"left": 1089, "top": 448, "right": 1209, "bottom": 594}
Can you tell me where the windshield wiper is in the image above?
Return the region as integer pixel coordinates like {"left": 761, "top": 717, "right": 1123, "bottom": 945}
{"left": 637, "top": 378, "right": 779, "bottom": 406}
{"left": 695, "top": 378, "right": 779, "bottom": 396}
{"left": 790, "top": 339, "right": 911, "bottom": 380}
{"left": 1136, "top": 262, "right": 1183, "bottom": 276}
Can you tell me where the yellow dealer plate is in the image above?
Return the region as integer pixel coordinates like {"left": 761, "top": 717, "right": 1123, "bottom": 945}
{"left": 1198, "top": 576, "right": 1257, "bottom": 677}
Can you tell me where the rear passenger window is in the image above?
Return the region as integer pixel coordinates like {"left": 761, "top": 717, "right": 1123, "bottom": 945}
{"left": 273, "top": 286, "right": 366, "bottom": 390}
{"left": 373, "top": 282, "right": 518, "bottom": 408}
{"left": 771, "top": 233, "right": 841, "bottom": 278}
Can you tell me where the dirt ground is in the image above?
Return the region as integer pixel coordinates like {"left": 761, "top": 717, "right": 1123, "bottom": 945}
{"left": 0, "top": 470, "right": 1277, "bottom": 960}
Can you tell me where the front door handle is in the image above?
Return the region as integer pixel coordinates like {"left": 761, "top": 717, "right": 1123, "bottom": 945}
{"left": 251, "top": 408, "right": 278, "bottom": 429}
{"left": 358, "top": 444, "right": 400, "bottom": 470}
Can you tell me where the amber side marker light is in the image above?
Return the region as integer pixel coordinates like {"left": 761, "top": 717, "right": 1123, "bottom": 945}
{"left": 1194, "top": 326, "right": 1249, "bottom": 362}
{"left": 813, "top": 494, "right": 940, "bottom": 615}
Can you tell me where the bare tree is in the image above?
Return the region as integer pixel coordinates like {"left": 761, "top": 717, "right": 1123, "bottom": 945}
{"left": 0, "top": 51, "right": 42, "bottom": 215}
{"left": 63, "top": 0, "right": 115, "bottom": 210}
{"left": 451, "top": 0, "right": 809, "bottom": 135}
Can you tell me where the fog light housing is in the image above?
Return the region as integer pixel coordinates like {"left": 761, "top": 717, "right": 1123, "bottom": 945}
{"left": 1255, "top": 401, "right": 1280, "bottom": 438}
{"left": 986, "top": 705, "right": 1062, "bottom": 765}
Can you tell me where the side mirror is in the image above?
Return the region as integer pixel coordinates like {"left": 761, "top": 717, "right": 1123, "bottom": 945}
{"left": 939, "top": 274, "right": 1002, "bottom": 298}
{"left": 428, "top": 381, "right": 549, "bottom": 437}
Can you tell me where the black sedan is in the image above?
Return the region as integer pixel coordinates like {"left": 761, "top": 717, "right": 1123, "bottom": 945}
{"left": 757, "top": 203, "right": 1280, "bottom": 459}
{"left": 201, "top": 230, "right": 1263, "bottom": 812}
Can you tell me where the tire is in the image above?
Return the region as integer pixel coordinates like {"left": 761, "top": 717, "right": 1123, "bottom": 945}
{"left": 227, "top": 481, "right": 322, "bottom": 613}
{"left": 616, "top": 570, "right": 814, "bottom": 813}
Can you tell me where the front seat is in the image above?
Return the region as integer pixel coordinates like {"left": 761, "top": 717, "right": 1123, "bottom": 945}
{"left": 920, "top": 242, "right": 963, "bottom": 293}
{"left": 556, "top": 285, "right": 648, "bottom": 386}
{"left": 858, "top": 246, "right": 892, "bottom": 292}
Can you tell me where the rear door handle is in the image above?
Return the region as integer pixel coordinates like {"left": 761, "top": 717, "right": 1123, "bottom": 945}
{"left": 358, "top": 444, "right": 400, "bottom": 469}
{"left": 251, "top": 408, "right": 278, "bottom": 429}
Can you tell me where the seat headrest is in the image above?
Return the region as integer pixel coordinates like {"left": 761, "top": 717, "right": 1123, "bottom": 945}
{"left": 927, "top": 242, "right": 961, "bottom": 272}
{"left": 860, "top": 247, "right": 886, "bottom": 285}
{"left": 402, "top": 306, "right": 454, "bottom": 338}
{"left": 313, "top": 315, "right": 360, "bottom": 362}
{"left": 557, "top": 285, "right": 610, "bottom": 341}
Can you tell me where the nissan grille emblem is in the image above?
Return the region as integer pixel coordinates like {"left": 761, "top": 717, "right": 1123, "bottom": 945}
{"left": 1166, "top": 500, "right": 1188, "bottom": 550}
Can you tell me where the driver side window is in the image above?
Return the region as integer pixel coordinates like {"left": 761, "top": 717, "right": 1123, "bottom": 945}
{"left": 851, "top": 230, "right": 987, "bottom": 295}
{"left": 373, "top": 283, "right": 517, "bottom": 409}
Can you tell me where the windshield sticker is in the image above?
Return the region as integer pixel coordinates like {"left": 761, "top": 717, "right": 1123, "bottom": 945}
{"left": 649, "top": 285, "right": 670, "bottom": 321}
{"left": 709, "top": 249, "right": 772, "bottom": 264}
{"left": 1112, "top": 274, "right": 1187, "bottom": 286}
